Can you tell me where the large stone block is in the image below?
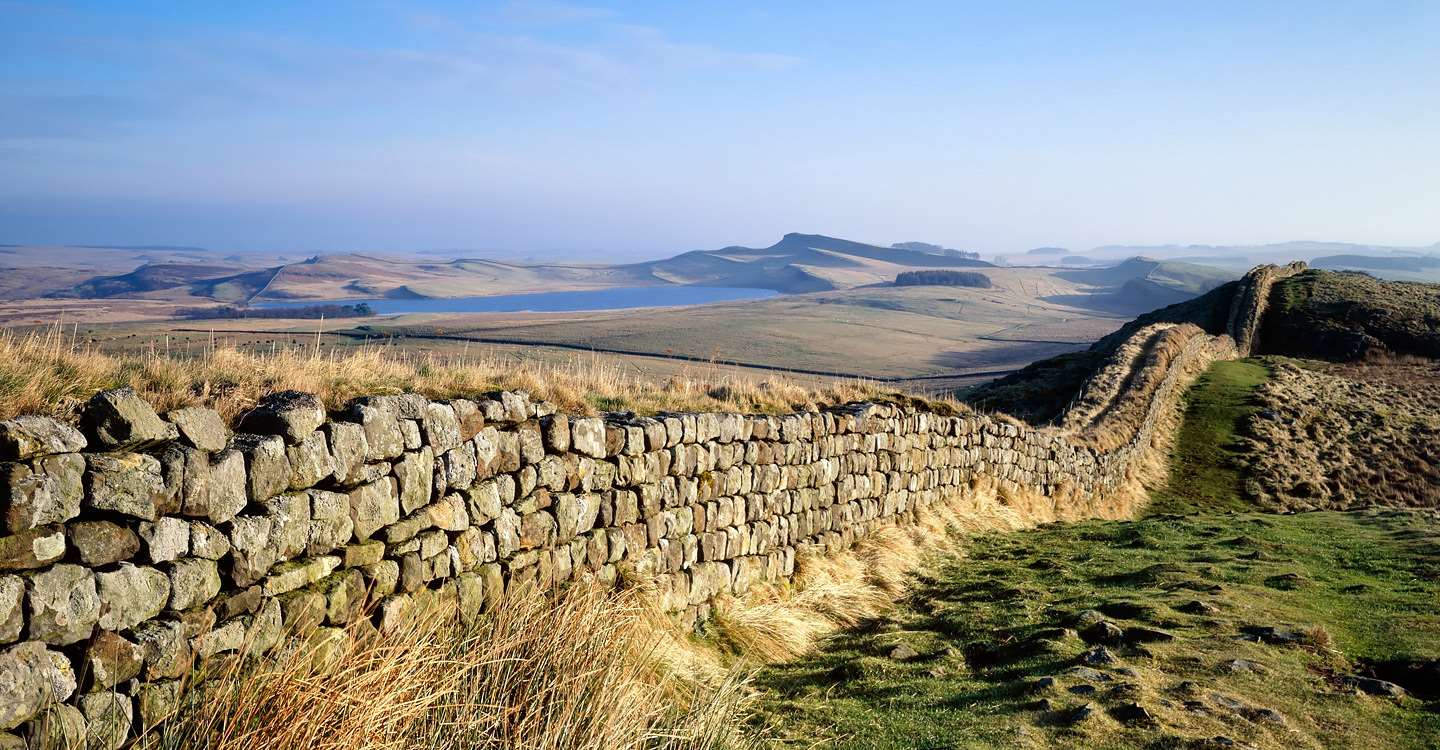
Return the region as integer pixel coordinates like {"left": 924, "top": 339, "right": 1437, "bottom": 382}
{"left": 265, "top": 493, "right": 311, "bottom": 561}
{"left": 238, "top": 390, "right": 326, "bottom": 444}
{"left": 325, "top": 421, "right": 369, "bottom": 486}
{"left": 96, "top": 563, "right": 169, "bottom": 630}
{"left": 571, "top": 418, "right": 606, "bottom": 458}
{"left": 131, "top": 619, "right": 189, "bottom": 679}
{"left": 349, "top": 402, "right": 404, "bottom": 461}
{"left": 286, "top": 430, "right": 335, "bottom": 489}
{"left": 0, "top": 417, "right": 85, "bottom": 461}
{"left": 166, "top": 406, "right": 228, "bottom": 452}
{"left": 0, "top": 526, "right": 64, "bottom": 572}
{"left": 0, "top": 642, "right": 71, "bottom": 730}
{"left": 393, "top": 447, "right": 434, "bottom": 515}
{"left": 165, "top": 557, "right": 221, "bottom": 611}
{"left": 184, "top": 448, "right": 245, "bottom": 524}
{"left": 232, "top": 434, "right": 290, "bottom": 504}
{"left": 65, "top": 521, "right": 135, "bottom": 571}
{"left": 85, "top": 453, "right": 164, "bottom": 521}
{"left": 422, "top": 402, "right": 462, "bottom": 452}
{"left": 83, "top": 630, "right": 143, "bottom": 691}
{"left": 79, "top": 387, "right": 176, "bottom": 451}
{"left": 79, "top": 691, "right": 132, "bottom": 750}
{"left": 25, "top": 564, "right": 98, "bottom": 645}
{"left": 23, "top": 703, "right": 85, "bottom": 750}
{"left": 3, "top": 454, "right": 83, "bottom": 531}
{"left": 138, "top": 516, "right": 189, "bottom": 563}
{"left": 227, "top": 514, "right": 276, "bottom": 587}
{"left": 307, "top": 489, "right": 354, "bottom": 555}
{"left": 347, "top": 478, "right": 398, "bottom": 542}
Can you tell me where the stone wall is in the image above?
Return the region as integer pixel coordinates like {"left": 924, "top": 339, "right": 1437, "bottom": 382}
{"left": 0, "top": 264, "right": 1294, "bottom": 748}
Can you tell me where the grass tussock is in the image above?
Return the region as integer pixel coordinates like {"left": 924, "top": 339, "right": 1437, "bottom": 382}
{"left": 144, "top": 583, "right": 758, "bottom": 750}
{"left": 0, "top": 325, "right": 898, "bottom": 423}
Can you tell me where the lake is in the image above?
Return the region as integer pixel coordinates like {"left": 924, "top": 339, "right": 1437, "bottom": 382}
{"left": 254, "top": 286, "right": 777, "bottom": 314}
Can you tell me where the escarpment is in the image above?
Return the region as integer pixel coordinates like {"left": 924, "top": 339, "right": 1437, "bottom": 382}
{"left": 0, "top": 265, "right": 1299, "bottom": 747}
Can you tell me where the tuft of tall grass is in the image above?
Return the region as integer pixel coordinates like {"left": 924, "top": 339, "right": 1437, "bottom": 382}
{"left": 0, "top": 325, "right": 905, "bottom": 423}
{"left": 142, "top": 583, "right": 759, "bottom": 750}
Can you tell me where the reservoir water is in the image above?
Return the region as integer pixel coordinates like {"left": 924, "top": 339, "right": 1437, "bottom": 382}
{"left": 254, "top": 286, "right": 777, "bottom": 314}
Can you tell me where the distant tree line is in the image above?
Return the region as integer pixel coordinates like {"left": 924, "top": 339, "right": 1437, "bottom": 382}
{"left": 176, "top": 303, "right": 376, "bottom": 320}
{"left": 894, "top": 270, "right": 993, "bottom": 288}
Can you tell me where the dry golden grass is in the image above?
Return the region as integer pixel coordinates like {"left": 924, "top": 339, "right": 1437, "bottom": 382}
{"left": 706, "top": 479, "right": 1053, "bottom": 664}
{"left": 0, "top": 325, "right": 901, "bottom": 423}
{"left": 143, "top": 583, "right": 759, "bottom": 750}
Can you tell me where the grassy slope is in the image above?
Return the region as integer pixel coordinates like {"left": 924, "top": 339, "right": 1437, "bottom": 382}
{"left": 748, "top": 359, "right": 1440, "bottom": 749}
{"left": 750, "top": 514, "right": 1440, "bottom": 749}
{"left": 1145, "top": 358, "right": 1270, "bottom": 515}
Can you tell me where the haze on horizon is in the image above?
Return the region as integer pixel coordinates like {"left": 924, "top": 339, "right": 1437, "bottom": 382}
{"left": 2, "top": 1, "right": 1437, "bottom": 261}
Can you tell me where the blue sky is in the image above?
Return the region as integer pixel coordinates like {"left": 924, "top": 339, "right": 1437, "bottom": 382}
{"left": 2, "top": 1, "right": 1437, "bottom": 259}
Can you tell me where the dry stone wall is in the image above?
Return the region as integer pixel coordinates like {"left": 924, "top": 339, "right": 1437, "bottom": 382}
{"left": 0, "top": 264, "right": 1295, "bottom": 748}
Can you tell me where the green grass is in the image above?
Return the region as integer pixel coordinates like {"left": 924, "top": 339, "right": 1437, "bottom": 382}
{"left": 1146, "top": 358, "right": 1270, "bottom": 515}
{"left": 749, "top": 511, "right": 1440, "bottom": 749}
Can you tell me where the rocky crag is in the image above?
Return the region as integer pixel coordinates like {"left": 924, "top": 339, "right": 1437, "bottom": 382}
{"left": 0, "top": 266, "right": 1300, "bottom": 748}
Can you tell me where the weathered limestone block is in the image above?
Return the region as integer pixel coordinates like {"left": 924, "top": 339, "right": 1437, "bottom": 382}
{"left": 0, "top": 577, "right": 20, "bottom": 645}
{"left": 25, "top": 565, "right": 98, "bottom": 645}
{"left": 84, "top": 631, "right": 143, "bottom": 691}
{"left": 80, "top": 388, "right": 176, "bottom": 451}
{"left": 0, "top": 641, "right": 74, "bottom": 730}
{"left": 248, "top": 598, "right": 283, "bottom": 656}
{"left": 362, "top": 559, "right": 399, "bottom": 599}
{"left": 427, "top": 494, "right": 470, "bottom": 532}
{"left": 262, "top": 556, "right": 340, "bottom": 597}
{"left": 166, "top": 406, "right": 227, "bottom": 452}
{"left": 85, "top": 453, "right": 164, "bottom": 520}
{"left": 347, "top": 477, "right": 398, "bottom": 542}
{"left": 189, "top": 520, "right": 230, "bottom": 560}
{"left": 540, "top": 414, "right": 570, "bottom": 453}
{"left": 286, "top": 430, "right": 335, "bottom": 489}
{"left": 517, "top": 422, "right": 544, "bottom": 465}
{"left": 394, "top": 447, "right": 434, "bottom": 515}
{"left": 444, "top": 443, "right": 478, "bottom": 491}
{"left": 192, "top": 618, "right": 246, "bottom": 658}
{"left": 322, "top": 568, "right": 366, "bottom": 624}
{"left": 0, "top": 417, "right": 85, "bottom": 461}
{"left": 422, "top": 402, "right": 462, "bottom": 453}
{"left": 401, "top": 420, "right": 422, "bottom": 450}
{"left": 80, "top": 691, "right": 132, "bottom": 750}
{"left": 136, "top": 679, "right": 181, "bottom": 731}
{"left": 519, "top": 511, "right": 556, "bottom": 550}
{"left": 24, "top": 704, "right": 85, "bottom": 750}
{"left": 138, "top": 516, "right": 189, "bottom": 563}
{"left": 96, "top": 563, "right": 168, "bottom": 630}
{"left": 348, "top": 402, "right": 405, "bottom": 462}
{"left": 265, "top": 493, "right": 311, "bottom": 561}
{"left": 324, "top": 421, "right": 369, "bottom": 486}
{"left": 307, "top": 490, "right": 353, "bottom": 555}
{"left": 184, "top": 448, "right": 245, "bottom": 525}
{"left": 0, "top": 526, "right": 64, "bottom": 571}
{"left": 341, "top": 541, "right": 384, "bottom": 568}
{"left": 132, "top": 619, "right": 189, "bottom": 679}
{"left": 165, "top": 557, "right": 220, "bottom": 611}
{"left": 452, "top": 399, "right": 484, "bottom": 442}
{"left": 3, "top": 454, "right": 84, "bottom": 531}
{"left": 239, "top": 390, "right": 326, "bottom": 445}
{"left": 232, "top": 434, "right": 290, "bottom": 504}
{"left": 571, "top": 418, "right": 605, "bottom": 458}
{"left": 227, "top": 514, "right": 277, "bottom": 587}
